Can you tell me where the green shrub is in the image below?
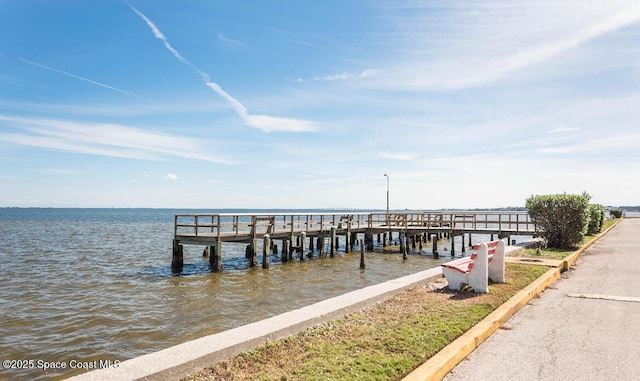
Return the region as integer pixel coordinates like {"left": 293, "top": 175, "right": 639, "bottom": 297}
{"left": 526, "top": 193, "right": 591, "bottom": 249}
{"left": 587, "top": 204, "right": 605, "bottom": 235}
{"left": 610, "top": 209, "right": 623, "bottom": 218}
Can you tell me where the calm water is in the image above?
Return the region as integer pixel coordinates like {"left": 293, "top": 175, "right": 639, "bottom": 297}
{"left": 0, "top": 208, "right": 527, "bottom": 380}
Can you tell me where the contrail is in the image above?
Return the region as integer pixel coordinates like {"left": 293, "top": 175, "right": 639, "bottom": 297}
{"left": 126, "top": 2, "right": 211, "bottom": 83}
{"left": 19, "top": 58, "right": 152, "bottom": 101}
{"left": 126, "top": 2, "right": 315, "bottom": 132}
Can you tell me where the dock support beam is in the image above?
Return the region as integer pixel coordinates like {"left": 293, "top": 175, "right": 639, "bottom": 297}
{"left": 299, "top": 232, "right": 307, "bottom": 261}
{"left": 365, "top": 232, "right": 374, "bottom": 251}
{"left": 248, "top": 239, "right": 258, "bottom": 267}
{"left": 282, "top": 240, "right": 289, "bottom": 262}
{"left": 432, "top": 234, "right": 439, "bottom": 259}
{"left": 171, "top": 239, "right": 183, "bottom": 271}
{"left": 209, "top": 240, "right": 223, "bottom": 272}
{"left": 330, "top": 226, "right": 336, "bottom": 257}
{"left": 345, "top": 229, "right": 351, "bottom": 253}
{"left": 399, "top": 231, "right": 406, "bottom": 255}
{"left": 262, "top": 234, "right": 270, "bottom": 269}
{"left": 317, "top": 232, "right": 325, "bottom": 258}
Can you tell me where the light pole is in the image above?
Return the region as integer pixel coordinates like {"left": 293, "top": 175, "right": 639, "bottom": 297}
{"left": 384, "top": 173, "right": 389, "bottom": 214}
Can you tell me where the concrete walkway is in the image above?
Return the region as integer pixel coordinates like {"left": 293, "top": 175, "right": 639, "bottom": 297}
{"left": 443, "top": 218, "right": 640, "bottom": 381}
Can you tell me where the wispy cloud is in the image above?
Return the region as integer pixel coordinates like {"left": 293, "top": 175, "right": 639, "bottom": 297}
{"left": 127, "top": 2, "right": 315, "bottom": 132}
{"left": 540, "top": 133, "right": 640, "bottom": 155}
{"left": 0, "top": 114, "right": 233, "bottom": 164}
{"left": 367, "top": 1, "right": 640, "bottom": 90}
{"left": 548, "top": 127, "right": 581, "bottom": 134}
{"left": 312, "top": 68, "right": 379, "bottom": 82}
{"left": 379, "top": 151, "right": 420, "bottom": 161}
{"left": 164, "top": 173, "right": 178, "bottom": 181}
{"left": 19, "top": 58, "right": 151, "bottom": 100}
{"left": 39, "top": 168, "right": 80, "bottom": 176}
{"left": 314, "top": 73, "right": 349, "bottom": 81}
{"left": 218, "top": 34, "right": 245, "bottom": 48}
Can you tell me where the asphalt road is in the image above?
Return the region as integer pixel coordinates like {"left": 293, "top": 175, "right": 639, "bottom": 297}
{"left": 444, "top": 218, "right": 640, "bottom": 381}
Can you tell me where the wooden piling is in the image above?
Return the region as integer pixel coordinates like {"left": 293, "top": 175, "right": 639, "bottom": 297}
{"left": 282, "top": 239, "right": 289, "bottom": 262}
{"left": 399, "top": 231, "right": 406, "bottom": 254}
{"left": 317, "top": 232, "right": 324, "bottom": 258}
{"left": 365, "top": 232, "right": 374, "bottom": 251}
{"left": 350, "top": 232, "right": 358, "bottom": 251}
{"left": 299, "top": 232, "right": 307, "bottom": 261}
{"left": 288, "top": 236, "right": 295, "bottom": 261}
{"left": 403, "top": 236, "right": 408, "bottom": 260}
{"left": 432, "top": 234, "right": 439, "bottom": 259}
{"left": 359, "top": 239, "right": 365, "bottom": 269}
{"left": 345, "top": 229, "right": 351, "bottom": 253}
{"left": 262, "top": 234, "right": 270, "bottom": 269}
{"left": 330, "top": 226, "right": 336, "bottom": 257}
{"left": 171, "top": 239, "right": 183, "bottom": 271}
{"left": 249, "top": 239, "right": 258, "bottom": 267}
{"left": 209, "top": 240, "right": 223, "bottom": 272}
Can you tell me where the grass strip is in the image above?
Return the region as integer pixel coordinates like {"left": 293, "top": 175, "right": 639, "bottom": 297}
{"left": 183, "top": 263, "right": 547, "bottom": 381}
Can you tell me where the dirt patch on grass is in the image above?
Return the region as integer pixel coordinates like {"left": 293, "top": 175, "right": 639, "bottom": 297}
{"left": 183, "top": 263, "right": 547, "bottom": 381}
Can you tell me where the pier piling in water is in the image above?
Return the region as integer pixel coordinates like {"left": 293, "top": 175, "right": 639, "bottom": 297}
{"left": 432, "top": 234, "right": 439, "bottom": 259}
{"left": 209, "top": 240, "right": 223, "bottom": 272}
{"left": 330, "top": 226, "right": 337, "bottom": 257}
{"left": 171, "top": 240, "right": 183, "bottom": 271}
{"left": 299, "top": 232, "right": 307, "bottom": 261}
{"left": 282, "top": 240, "right": 289, "bottom": 262}
{"left": 262, "top": 234, "right": 270, "bottom": 269}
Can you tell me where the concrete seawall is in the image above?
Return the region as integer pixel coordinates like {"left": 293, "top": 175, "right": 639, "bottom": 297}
{"left": 67, "top": 267, "right": 446, "bottom": 381}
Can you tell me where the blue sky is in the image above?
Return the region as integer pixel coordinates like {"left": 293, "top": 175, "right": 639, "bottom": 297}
{"left": 1, "top": 1, "right": 639, "bottom": 209}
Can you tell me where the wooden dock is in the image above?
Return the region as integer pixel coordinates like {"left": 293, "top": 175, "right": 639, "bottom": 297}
{"left": 171, "top": 211, "right": 537, "bottom": 271}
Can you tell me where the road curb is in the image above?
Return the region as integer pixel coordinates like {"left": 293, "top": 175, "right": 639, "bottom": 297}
{"left": 401, "top": 267, "right": 561, "bottom": 381}
{"left": 562, "top": 218, "right": 621, "bottom": 271}
{"left": 402, "top": 219, "right": 621, "bottom": 381}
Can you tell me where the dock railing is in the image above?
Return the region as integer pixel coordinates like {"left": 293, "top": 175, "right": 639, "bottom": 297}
{"left": 174, "top": 212, "right": 375, "bottom": 239}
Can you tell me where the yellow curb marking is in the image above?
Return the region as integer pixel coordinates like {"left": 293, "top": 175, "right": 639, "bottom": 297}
{"left": 566, "top": 293, "right": 640, "bottom": 303}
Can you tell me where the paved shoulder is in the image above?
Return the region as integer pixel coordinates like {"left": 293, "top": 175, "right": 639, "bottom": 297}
{"left": 444, "top": 218, "right": 640, "bottom": 381}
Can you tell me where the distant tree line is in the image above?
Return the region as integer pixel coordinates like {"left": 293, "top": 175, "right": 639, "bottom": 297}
{"left": 526, "top": 192, "right": 607, "bottom": 249}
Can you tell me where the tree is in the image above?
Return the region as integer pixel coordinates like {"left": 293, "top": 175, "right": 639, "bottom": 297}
{"left": 526, "top": 193, "right": 591, "bottom": 249}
